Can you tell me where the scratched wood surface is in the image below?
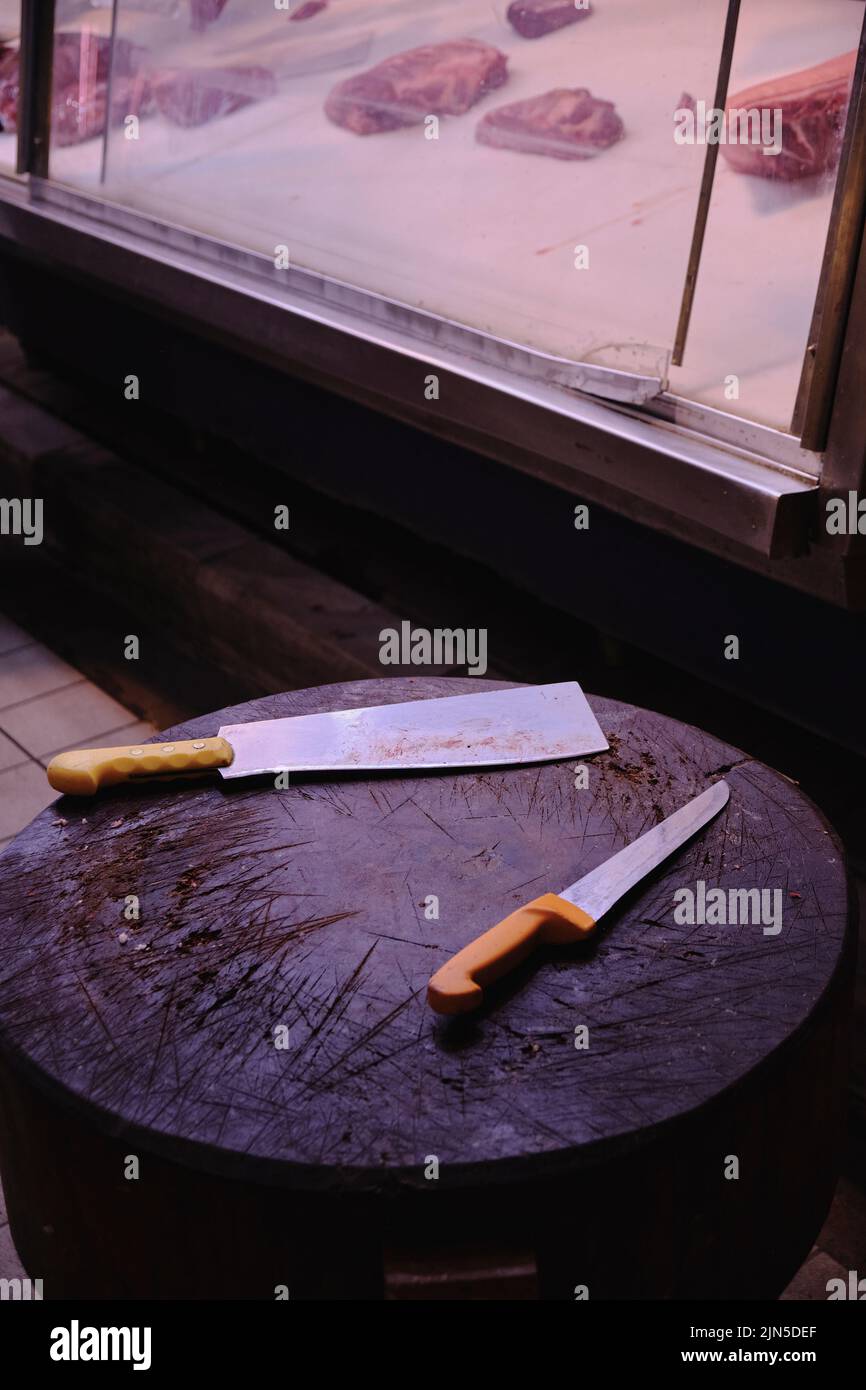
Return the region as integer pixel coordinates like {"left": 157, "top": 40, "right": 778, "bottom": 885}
{"left": 0, "top": 678, "right": 851, "bottom": 1197}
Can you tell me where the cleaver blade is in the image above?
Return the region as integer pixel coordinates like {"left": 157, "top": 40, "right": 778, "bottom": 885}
{"left": 219, "top": 681, "right": 608, "bottom": 778}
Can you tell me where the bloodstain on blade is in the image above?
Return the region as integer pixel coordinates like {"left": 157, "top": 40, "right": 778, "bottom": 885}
{"left": 338, "top": 722, "right": 570, "bottom": 767}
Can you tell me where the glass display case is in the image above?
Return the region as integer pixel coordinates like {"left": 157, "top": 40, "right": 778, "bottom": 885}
{"left": 0, "top": 2, "right": 20, "bottom": 173}
{"left": 2, "top": 1, "right": 866, "bottom": 596}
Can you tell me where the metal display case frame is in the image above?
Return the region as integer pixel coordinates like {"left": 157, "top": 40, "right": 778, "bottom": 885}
{"left": 3, "top": 0, "right": 866, "bottom": 605}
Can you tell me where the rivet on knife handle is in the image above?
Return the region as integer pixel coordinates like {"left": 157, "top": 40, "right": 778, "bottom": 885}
{"left": 46, "top": 737, "right": 234, "bottom": 796}
{"left": 427, "top": 894, "right": 597, "bottom": 1016}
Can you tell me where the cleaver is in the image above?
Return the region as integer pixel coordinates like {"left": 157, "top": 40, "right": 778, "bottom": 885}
{"left": 46, "top": 681, "right": 608, "bottom": 797}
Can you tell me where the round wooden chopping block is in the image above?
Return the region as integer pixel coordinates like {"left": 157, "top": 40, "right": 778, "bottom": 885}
{"left": 0, "top": 678, "right": 854, "bottom": 1300}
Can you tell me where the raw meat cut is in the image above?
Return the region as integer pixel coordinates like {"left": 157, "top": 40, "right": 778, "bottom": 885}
{"left": 507, "top": 1, "right": 592, "bottom": 40}
{"left": 52, "top": 31, "right": 142, "bottom": 87}
{"left": 325, "top": 39, "right": 508, "bottom": 135}
{"left": 153, "top": 66, "right": 276, "bottom": 127}
{"left": 0, "top": 32, "right": 150, "bottom": 145}
{"left": 721, "top": 51, "right": 855, "bottom": 180}
{"left": 190, "top": 0, "right": 230, "bottom": 30}
{"left": 53, "top": 74, "right": 152, "bottom": 146}
{"left": 476, "top": 87, "right": 623, "bottom": 159}
{"left": 0, "top": 45, "right": 18, "bottom": 133}
{"left": 291, "top": 1, "right": 328, "bottom": 19}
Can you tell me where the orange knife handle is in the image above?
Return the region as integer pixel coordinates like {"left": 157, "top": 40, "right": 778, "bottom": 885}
{"left": 427, "top": 893, "right": 596, "bottom": 1016}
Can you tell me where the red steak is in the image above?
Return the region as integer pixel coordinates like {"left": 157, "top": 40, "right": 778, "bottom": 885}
{"left": 476, "top": 87, "right": 623, "bottom": 159}
{"left": 507, "top": 0, "right": 593, "bottom": 40}
{"left": 52, "top": 75, "right": 153, "bottom": 146}
{"left": 721, "top": 51, "right": 855, "bottom": 180}
{"left": 291, "top": 1, "right": 328, "bottom": 19}
{"left": 153, "top": 66, "right": 276, "bottom": 127}
{"left": 190, "top": 0, "right": 231, "bottom": 30}
{"left": 52, "top": 31, "right": 142, "bottom": 86}
{"left": 325, "top": 39, "right": 508, "bottom": 135}
{"left": 0, "top": 45, "right": 19, "bottom": 132}
{"left": 0, "top": 32, "right": 149, "bottom": 144}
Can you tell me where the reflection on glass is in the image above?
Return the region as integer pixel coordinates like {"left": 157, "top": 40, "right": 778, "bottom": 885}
{"left": 28, "top": 1, "right": 866, "bottom": 436}
{"left": 669, "top": 0, "right": 865, "bottom": 432}
{"left": 0, "top": 1, "right": 21, "bottom": 173}
{"left": 0, "top": 2, "right": 149, "bottom": 174}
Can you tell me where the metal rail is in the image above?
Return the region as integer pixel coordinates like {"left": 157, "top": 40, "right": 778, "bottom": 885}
{"left": 16, "top": 0, "right": 56, "bottom": 178}
{"left": 671, "top": 0, "right": 742, "bottom": 368}
{"left": 793, "top": 8, "right": 866, "bottom": 451}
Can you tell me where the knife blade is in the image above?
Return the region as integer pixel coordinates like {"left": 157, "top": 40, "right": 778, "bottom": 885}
{"left": 427, "top": 780, "right": 730, "bottom": 1015}
{"left": 45, "top": 681, "right": 608, "bottom": 797}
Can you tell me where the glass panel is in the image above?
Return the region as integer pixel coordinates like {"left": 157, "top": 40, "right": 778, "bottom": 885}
{"left": 48, "top": 0, "right": 730, "bottom": 386}
{"left": 668, "top": 0, "right": 866, "bottom": 432}
{"left": 39, "top": 1, "right": 865, "bottom": 438}
{"left": 43, "top": 1, "right": 173, "bottom": 188}
{"left": 0, "top": 1, "right": 21, "bottom": 175}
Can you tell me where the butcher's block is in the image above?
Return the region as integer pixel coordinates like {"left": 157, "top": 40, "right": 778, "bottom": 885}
{"left": 0, "top": 678, "right": 853, "bottom": 1300}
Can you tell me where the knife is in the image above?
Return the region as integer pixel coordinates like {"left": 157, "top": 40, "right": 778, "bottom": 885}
{"left": 45, "top": 681, "right": 608, "bottom": 797}
{"left": 427, "top": 780, "right": 730, "bottom": 1015}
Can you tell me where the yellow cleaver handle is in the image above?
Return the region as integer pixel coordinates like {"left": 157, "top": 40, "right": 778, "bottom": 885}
{"left": 427, "top": 892, "right": 597, "bottom": 1016}
{"left": 46, "top": 737, "right": 234, "bottom": 796}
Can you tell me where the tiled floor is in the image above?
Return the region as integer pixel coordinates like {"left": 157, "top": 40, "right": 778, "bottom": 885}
{"left": 780, "top": 1175, "right": 866, "bottom": 1299}
{"left": 0, "top": 612, "right": 155, "bottom": 850}
{"left": 0, "top": 610, "right": 157, "bottom": 1286}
